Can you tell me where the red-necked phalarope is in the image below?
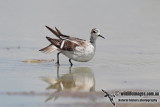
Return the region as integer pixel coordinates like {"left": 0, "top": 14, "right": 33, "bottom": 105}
{"left": 40, "top": 26, "right": 105, "bottom": 66}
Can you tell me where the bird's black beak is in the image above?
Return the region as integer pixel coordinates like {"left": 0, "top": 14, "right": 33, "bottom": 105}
{"left": 98, "top": 35, "right": 105, "bottom": 39}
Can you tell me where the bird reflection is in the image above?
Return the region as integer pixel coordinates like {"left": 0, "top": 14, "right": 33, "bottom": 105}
{"left": 42, "top": 66, "right": 95, "bottom": 102}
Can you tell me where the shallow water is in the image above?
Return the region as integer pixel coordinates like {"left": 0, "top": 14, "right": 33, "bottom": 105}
{"left": 0, "top": 0, "right": 160, "bottom": 106}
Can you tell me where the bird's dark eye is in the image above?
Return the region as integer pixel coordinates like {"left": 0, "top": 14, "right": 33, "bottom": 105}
{"left": 93, "top": 31, "right": 96, "bottom": 33}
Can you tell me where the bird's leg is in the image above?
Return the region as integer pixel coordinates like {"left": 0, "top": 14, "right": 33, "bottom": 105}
{"left": 69, "top": 59, "right": 73, "bottom": 66}
{"left": 57, "top": 64, "right": 60, "bottom": 78}
{"left": 56, "top": 52, "right": 61, "bottom": 65}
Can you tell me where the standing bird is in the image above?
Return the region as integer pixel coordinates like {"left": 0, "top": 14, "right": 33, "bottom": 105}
{"left": 39, "top": 26, "right": 105, "bottom": 66}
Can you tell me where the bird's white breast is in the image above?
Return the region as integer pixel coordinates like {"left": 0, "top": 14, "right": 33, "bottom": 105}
{"left": 62, "top": 43, "right": 95, "bottom": 62}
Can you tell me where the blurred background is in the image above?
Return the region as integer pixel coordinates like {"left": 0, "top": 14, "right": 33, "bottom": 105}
{"left": 0, "top": 0, "right": 160, "bottom": 106}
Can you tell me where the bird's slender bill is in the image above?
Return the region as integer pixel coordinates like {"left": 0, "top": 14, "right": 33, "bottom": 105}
{"left": 98, "top": 35, "right": 105, "bottom": 39}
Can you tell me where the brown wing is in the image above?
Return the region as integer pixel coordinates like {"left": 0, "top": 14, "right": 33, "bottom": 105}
{"left": 46, "top": 26, "right": 86, "bottom": 41}
{"left": 46, "top": 26, "right": 69, "bottom": 39}
{"left": 45, "top": 26, "right": 87, "bottom": 51}
{"left": 46, "top": 37, "right": 63, "bottom": 48}
{"left": 61, "top": 40, "right": 79, "bottom": 51}
{"left": 46, "top": 36, "right": 86, "bottom": 51}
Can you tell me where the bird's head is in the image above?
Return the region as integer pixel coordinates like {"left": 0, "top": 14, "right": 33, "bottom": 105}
{"left": 90, "top": 28, "right": 105, "bottom": 40}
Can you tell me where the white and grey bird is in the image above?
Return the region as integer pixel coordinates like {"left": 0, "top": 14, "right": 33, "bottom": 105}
{"left": 39, "top": 26, "right": 105, "bottom": 66}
